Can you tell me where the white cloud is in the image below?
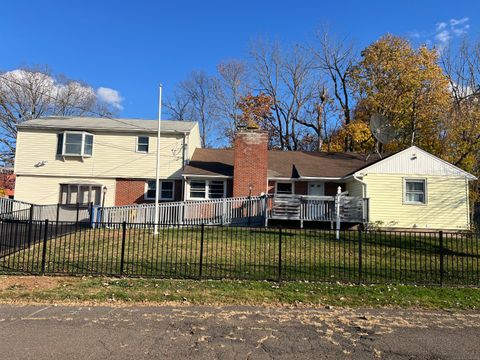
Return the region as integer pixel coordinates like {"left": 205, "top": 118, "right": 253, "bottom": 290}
{"left": 450, "top": 17, "right": 469, "bottom": 26}
{"left": 1, "top": 70, "right": 124, "bottom": 111}
{"left": 436, "top": 22, "right": 447, "bottom": 31}
{"left": 434, "top": 17, "right": 470, "bottom": 51}
{"left": 435, "top": 30, "right": 452, "bottom": 44}
{"left": 96, "top": 87, "right": 124, "bottom": 110}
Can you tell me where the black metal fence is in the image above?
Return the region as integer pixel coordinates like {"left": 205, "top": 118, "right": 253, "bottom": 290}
{"left": 0, "top": 220, "right": 479, "bottom": 286}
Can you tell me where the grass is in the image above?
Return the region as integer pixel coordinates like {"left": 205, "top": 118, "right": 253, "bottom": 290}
{"left": 1, "top": 224, "right": 479, "bottom": 286}
{"left": 0, "top": 275, "right": 479, "bottom": 310}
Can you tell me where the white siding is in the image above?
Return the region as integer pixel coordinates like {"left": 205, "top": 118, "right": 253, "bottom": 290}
{"left": 357, "top": 146, "right": 476, "bottom": 178}
{"left": 15, "top": 130, "right": 187, "bottom": 179}
{"left": 15, "top": 175, "right": 117, "bottom": 206}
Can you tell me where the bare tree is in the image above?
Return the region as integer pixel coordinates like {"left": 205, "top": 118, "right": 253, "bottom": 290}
{"left": 296, "top": 85, "right": 338, "bottom": 151}
{"left": 313, "top": 29, "right": 357, "bottom": 151}
{"left": 250, "top": 41, "right": 320, "bottom": 150}
{"left": 440, "top": 39, "right": 480, "bottom": 224}
{"left": 440, "top": 40, "right": 480, "bottom": 166}
{"left": 0, "top": 66, "right": 116, "bottom": 163}
{"left": 163, "top": 90, "right": 193, "bottom": 121}
{"left": 167, "top": 71, "right": 218, "bottom": 147}
{"left": 214, "top": 60, "right": 250, "bottom": 141}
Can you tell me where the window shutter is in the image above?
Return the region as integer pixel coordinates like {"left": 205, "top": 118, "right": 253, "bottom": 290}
{"left": 56, "top": 133, "right": 64, "bottom": 155}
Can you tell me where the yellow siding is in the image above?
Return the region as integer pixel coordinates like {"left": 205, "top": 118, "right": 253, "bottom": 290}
{"left": 187, "top": 123, "right": 201, "bottom": 160}
{"left": 346, "top": 180, "right": 364, "bottom": 197}
{"left": 364, "top": 174, "right": 469, "bottom": 230}
{"left": 15, "top": 130, "right": 187, "bottom": 179}
{"left": 15, "top": 175, "right": 117, "bottom": 206}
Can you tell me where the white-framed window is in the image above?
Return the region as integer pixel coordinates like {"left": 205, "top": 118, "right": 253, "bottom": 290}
{"left": 187, "top": 179, "right": 226, "bottom": 199}
{"left": 144, "top": 180, "right": 175, "bottom": 200}
{"left": 275, "top": 182, "right": 294, "bottom": 195}
{"left": 59, "top": 184, "right": 102, "bottom": 205}
{"left": 137, "top": 136, "right": 149, "bottom": 153}
{"left": 190, "top": 180, "right": 206, "bottom": 199}
{"left": 404, "top": 178, "right": 427, "bottom": 204}
{"left": 57, "top": 131, "right": 94, "bottom": 157}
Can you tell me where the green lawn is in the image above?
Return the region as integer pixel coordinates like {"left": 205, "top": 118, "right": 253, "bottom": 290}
{"left": 1, "top": 225, "right": 479, "bottom": 286}
{"left": 0, "top": 276, "right": 479, "bottom": 310}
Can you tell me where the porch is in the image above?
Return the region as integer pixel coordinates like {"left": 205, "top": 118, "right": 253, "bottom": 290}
{"left": 267, "top": 194, "right": 369, "bottom": 226}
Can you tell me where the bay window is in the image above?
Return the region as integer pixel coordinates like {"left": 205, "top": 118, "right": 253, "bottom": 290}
{"left": 57, "top": 131, "right": 94, "bottom": 157}
{"left": 188, "top": 179, "right": 226, "bottom": 199}
{"left": 189, "top": 180, "right": 207, "bottom": 199}
{"left": 60, "top": 183, "right": 102, "bottom": 205}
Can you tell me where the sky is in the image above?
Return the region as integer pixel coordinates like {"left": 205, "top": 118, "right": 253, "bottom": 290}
{"left": 1, "top": 0, "right": 479, "bottom": 119}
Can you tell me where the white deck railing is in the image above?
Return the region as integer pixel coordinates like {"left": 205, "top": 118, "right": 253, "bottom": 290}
{"left": 0, "top": 194, "right": 368, "bottom": 226}
{"left": 268, "top": 195, "right": 368, "bottom": 223}
{"left": 98, "top": 196, "right": 267, "bottom": 226}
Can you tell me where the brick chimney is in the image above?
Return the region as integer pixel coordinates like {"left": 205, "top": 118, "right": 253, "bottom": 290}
{"left": 233, "top": 129, "right": 268, "bottom": 197}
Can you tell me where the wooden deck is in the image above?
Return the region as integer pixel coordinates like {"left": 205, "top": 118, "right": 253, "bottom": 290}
{"left": 267, "top": 195, "right": 368, "bottom": 224}
{"left": 0, "top": 195, "right": 369, "bottom": 227}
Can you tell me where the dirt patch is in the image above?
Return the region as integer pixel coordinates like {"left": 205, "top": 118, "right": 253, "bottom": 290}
{"left": 0, "top": 275, "right": 64, "bottom": 291}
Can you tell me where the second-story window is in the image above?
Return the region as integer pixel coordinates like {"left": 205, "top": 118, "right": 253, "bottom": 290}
{"left": 137, "top": 136, "right": 149, "bottom": 153}
{"left": 57, "top": 132, "right": 94, "bottom": 157}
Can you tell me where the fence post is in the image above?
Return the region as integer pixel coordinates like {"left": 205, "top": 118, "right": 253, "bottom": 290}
{"left": 199, "top": 223, "right": 205, "bottom": 280}
{"left": 41, "top": 219, "right": 49, "bottom": 274}
{"left": 56, "top": 203, "right": 60, "bottom": 223}
{"left": 439, "top": 230, "right": 444, "bottom": 287}
{"left": 27, "top": 205, "right": 34, "bottom": 247}
{"left": 89, "top": 202, "right": 94, "bottom": 227}
{"left": 358, "top": 228, "right": 363, "bottom": 284}
{"left": 120, "top": 221, "right": 127, "bottom": 274}
{"left": 76, "top": 202, "right": 80, "bottom": 223}
{"left": 278, "top": 227, "right": 282, "bottom": 282}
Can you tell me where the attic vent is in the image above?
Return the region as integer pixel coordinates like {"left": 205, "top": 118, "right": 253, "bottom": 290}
{"left": 411, "top": 153, "right": 417, "bottom": 160}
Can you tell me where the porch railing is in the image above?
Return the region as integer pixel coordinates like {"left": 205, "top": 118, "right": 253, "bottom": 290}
{"left": 98, "top": 196, "right": 267, "bottom": 226}
{"left": 268, "top": 195, "right": 368, "bottom": 223}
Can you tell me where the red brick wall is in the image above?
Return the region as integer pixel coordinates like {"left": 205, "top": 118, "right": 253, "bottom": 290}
{"left": 325, "top": 182, "right": 344, "bottom": 196}
{"left": 233, "top": 130, "right": 268, "bottom": 197}
{"left": 226, "top": 179, "right": 233, "bottom": 197}
{"left": 115, "top": 179, "right": 183, "bottom": 206}
{"left": 267, "top": 180, "right": 275, "bottom": 194}
{"left": 295, "top": 181, "right": 308, "bottom": 195}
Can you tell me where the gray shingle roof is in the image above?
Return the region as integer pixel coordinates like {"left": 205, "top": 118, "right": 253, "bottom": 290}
{"left": 183, "top": 148, "right": 382, "bottom": 179}
{"left": 17, "top": 116, "right": 196, "bottom": 134}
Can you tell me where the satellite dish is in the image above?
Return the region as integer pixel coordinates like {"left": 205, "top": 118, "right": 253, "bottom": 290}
{"left": 370, "top": 114, "right": 396, "bottom": 144}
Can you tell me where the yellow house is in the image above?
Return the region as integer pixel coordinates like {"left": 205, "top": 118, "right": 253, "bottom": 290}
{"left": 345, "top": 146, "right": 477, "bottom": 230}
{"left": 14, "top": 116, "right": 201, "bottom": 207}
{"left": 183, "top": 130, "right": 476, "bottom": 230}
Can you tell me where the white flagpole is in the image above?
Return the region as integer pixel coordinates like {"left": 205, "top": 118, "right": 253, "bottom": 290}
{"left": 154, "top": 84, "right": 162, "bottom": 235}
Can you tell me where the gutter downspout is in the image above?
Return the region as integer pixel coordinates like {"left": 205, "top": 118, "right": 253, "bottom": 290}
{"left": 353, "top": 173, "right": 367, "bottom": 198}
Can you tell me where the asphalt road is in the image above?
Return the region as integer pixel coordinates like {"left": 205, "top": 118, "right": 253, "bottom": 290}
{"left": 0, "top": 304, "right": 479, "bottom": 359}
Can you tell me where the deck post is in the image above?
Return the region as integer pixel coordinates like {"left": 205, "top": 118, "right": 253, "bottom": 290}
{"left": 221, "top": 198, "right": 226, "bottom": 225}
{"left": 335, "top": 186, "right": 341, "bottom": 240}
{"left": 263, "top": 196, "right": 268, "bottom": 227}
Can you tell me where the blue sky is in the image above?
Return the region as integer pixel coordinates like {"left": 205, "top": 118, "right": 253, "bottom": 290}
{"left": 1, "top": 0, "right": 479, "bottom": 119}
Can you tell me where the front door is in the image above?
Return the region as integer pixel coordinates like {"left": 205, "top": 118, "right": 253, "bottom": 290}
{"left": 308, "top": 182, "right": 325, "bottom": 196}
